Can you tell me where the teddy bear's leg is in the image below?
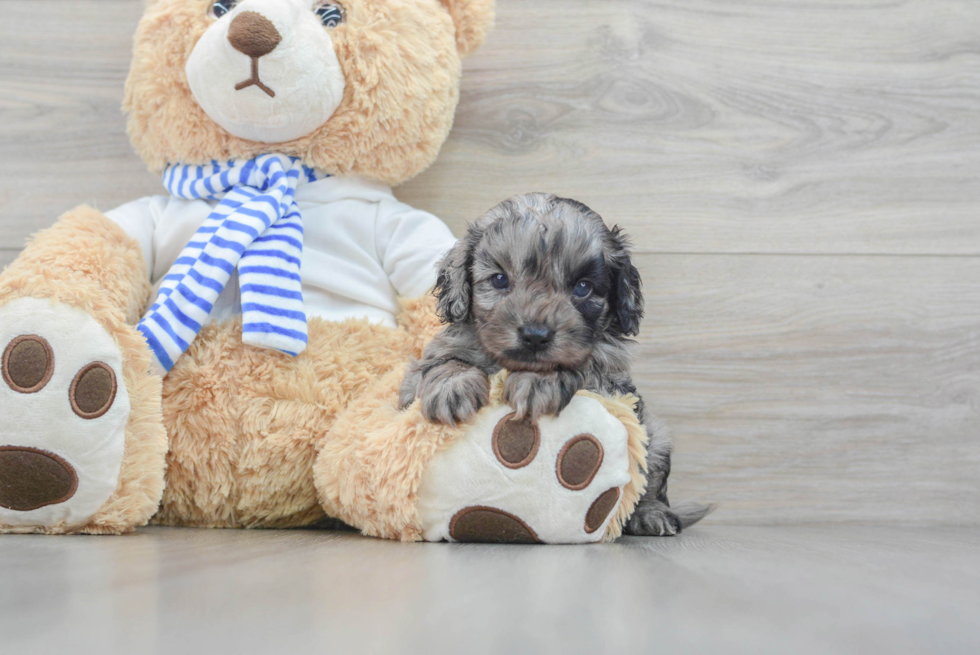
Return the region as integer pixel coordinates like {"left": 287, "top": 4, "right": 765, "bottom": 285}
{"left": 312, "top": 296, "right": 457, "bottom": 541}
{"left": 0, "top": 207, "right": 168, "bottom": 534}
{"left": 315, "top": 370, "right": 649, "bottom": 543}
{"left": 152, "top": 313, "right": 425, "bottom": 529}
{"left": 314, "top": 297, "right": 649, "bottom": 543}
{"left": 314, "top": 366, "right": 459, "bottom": 541}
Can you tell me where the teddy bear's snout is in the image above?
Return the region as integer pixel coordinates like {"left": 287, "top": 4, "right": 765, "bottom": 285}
{"left": 228, "top": 11, "right": 282, "bottom": 59}
{"left": 185, "top": 0, "right": 348, "bottom": 141}
{"left": 228, "top": 11, "right": 283, "bottom": 98}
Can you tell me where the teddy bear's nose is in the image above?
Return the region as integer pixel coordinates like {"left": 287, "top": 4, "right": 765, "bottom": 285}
{"left": 228, "top": 11, "right": 282, "bottom": 59}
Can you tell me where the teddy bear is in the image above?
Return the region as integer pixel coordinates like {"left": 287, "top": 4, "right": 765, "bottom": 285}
{"left": 0, "top": 0, "right": 650, "bottom": 542}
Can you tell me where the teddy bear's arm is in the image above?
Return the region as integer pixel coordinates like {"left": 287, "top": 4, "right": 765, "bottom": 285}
{"left": 5, "top": 206, "right": 153, "bottom": 326}
{"left": 374, "top": 199, "right": 458, "bottom": 299}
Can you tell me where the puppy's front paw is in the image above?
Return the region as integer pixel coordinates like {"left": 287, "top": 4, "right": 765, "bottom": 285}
{"left": 624, "top": 501, "right": 681, "bottom": 537}
{"left": 418, "top": 361, "right": 489, "bottom": 426}
{"left": 504, "top": 370, "right": 582, "bottom": 420}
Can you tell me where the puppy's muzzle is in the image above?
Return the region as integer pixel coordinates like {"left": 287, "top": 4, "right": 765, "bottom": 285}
{"left": 519, "top": 324, "right": 554, "bottom": 353}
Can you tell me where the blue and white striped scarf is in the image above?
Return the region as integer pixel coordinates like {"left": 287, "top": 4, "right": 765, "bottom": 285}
{"left": 137, "top": 155, "right": 325, "bottom": 373}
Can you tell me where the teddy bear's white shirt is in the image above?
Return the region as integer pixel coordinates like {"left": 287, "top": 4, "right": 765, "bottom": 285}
{"left": 106, "top": 176, "right": 456, "bottom": 329}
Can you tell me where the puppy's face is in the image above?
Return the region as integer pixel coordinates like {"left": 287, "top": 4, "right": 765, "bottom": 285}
{"left": 437, "top": 193, "right": 644, "bottom": 372}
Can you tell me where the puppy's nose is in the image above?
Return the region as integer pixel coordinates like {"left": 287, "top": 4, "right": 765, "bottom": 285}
{"left": 228, "top": 11, "right": 282, "bottom": 59}
{"left": 519, "top": 324, "right": 554, "bottom": 352}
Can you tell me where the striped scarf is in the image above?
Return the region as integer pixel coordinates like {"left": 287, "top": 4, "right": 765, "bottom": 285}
{"left": 137, "top": 155, "right": 325, "bottom": 373}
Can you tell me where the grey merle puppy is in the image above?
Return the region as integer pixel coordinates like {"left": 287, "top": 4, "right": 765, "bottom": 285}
{"left": 400, "top": 192, "right": 708, "bottom": 536}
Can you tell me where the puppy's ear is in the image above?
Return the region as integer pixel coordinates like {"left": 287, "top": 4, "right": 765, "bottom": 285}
{"left": 607, "top": 226, "right": 644, "bottom": 337}
{"left": 434, "top": 225, "right": 483, "bottom": 323}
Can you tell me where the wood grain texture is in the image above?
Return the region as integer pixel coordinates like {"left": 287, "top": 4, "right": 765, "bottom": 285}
{"left": 0, "top": 1, "right": 977, "bottom": 525}
{"left": 400, "top": 0, "right": 980, "bottom": 254}
{"left": 1, "top": 1, "right": 979, "bottom": 254}
{"left": 0, "top": 1, "right": 158, "bottom": 248}
{"left": 638, "top": 253, "right": 980, "bottom": 524}
{"left": 2, "top": 526, "right": 978, "bottom": 654}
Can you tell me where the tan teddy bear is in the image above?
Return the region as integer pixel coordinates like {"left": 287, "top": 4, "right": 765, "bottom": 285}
{"left": 0, "top": 0, "right": 648, "bottom": 542}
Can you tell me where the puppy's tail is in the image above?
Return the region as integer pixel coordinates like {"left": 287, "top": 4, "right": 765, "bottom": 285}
{"left": 673, "top": 501, "right": 715, "bottom": 530}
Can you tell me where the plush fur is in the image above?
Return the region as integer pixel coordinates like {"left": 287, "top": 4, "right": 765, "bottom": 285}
{"left": 154, "top": 302, "right": 432, "bottom": 529}
{"left": 316, "top": 366, "right": 459, "bottom": 540}
{"left": 125, "top": 0, "right": 493, "bottom": 184}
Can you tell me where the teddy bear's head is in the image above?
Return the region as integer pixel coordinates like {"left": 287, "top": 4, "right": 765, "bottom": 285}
{"left": 124, "top": 0, "right": 494, "bottom": 186}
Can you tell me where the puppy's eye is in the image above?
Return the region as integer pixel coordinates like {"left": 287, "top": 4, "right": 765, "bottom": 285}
{"left": 491, "top": 274, "right": 510, "bottom": 290}
{"left": 209, "top": 0, "right": 239, "bottom": 19}
{"left": 313, "top": 1, "right": 346, "bottom": 27}
{"left": 572, "top": 280, "right": 593, "bottom": 298}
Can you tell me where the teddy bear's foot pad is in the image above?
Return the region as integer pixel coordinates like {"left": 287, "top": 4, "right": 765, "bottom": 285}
{"left": 418, "top": 395, "right": 632, "bottom": 544}
{"left": 449, "top": 506, "right": 541, "bottom": 544}
{"left": 0, "top": 298, "right": 129, "bottom": 529}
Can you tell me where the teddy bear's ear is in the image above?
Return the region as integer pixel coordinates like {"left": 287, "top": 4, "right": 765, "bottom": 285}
{"left": 439, "top": 0, "right": 495, "bottom": 57}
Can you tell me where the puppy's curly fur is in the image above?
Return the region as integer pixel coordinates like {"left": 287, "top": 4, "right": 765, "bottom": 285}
{"left": 400, "top": 193, "right": 709, "bottom": 536}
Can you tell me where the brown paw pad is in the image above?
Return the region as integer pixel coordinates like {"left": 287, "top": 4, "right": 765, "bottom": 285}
{"left": 585, "top": 488, "right": 620, "bottom": 534}
{"left": 0, "top": 446, "right": 78, "bottom": 511}
{"left": 450, "top": 506, "right": 541, "bottom": 544}
{"left": 556, "top": 434, "right": 604, "bottom": 490}
{"left": 492, "top": 413, "right": 540, "bottom": 469}
{"left": 2, "top": 335, "right": 54, "bottom": 394}
{"left": 69, "top": 362, "right": 117, "bottom": 420}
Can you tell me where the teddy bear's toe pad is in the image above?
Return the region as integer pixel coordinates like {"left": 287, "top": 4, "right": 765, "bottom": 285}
{"left": 0, "top": 298, "right": 130, "bottom": 529}
{"left": 417, "top": 395, "right": 632, "bottom": 544}
{"left": 2, "top": 335, "right": 55, "bottom": 392}
{"left": 585, "top": 488, "right": 621, "bottom": 533}
{"left": 449, "top": 506, "right": 541, "bottom": 544}
{"left": 492, "top": 414, "right": 540, "bottom": 469}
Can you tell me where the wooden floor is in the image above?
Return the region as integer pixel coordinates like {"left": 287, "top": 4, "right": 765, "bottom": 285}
{"left": 0, "top": 525, "right": 977, "bottom": 654}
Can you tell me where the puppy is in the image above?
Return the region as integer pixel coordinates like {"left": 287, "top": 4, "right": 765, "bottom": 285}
{"left": 400, "top": 193, "right": 708, "bottom": 536}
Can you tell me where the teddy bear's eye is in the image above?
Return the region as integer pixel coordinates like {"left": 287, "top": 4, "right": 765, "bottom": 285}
{"left": 314, "top": 1, "right": 345, "bottom": 28}
{"left": 209, "top": 0, "right": 239, "bottom": 19}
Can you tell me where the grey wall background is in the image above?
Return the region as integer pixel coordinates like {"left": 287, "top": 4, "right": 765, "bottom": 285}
{"left": 1, "top": 0, "right": 977, "bottom": 525}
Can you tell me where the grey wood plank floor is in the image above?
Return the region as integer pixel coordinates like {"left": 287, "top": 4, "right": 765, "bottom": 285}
{"left": 1, "top": 526, "right": 978, "bottom": 655}
{"left": 0, "top": 2, "right": 977, "bottom": 527}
